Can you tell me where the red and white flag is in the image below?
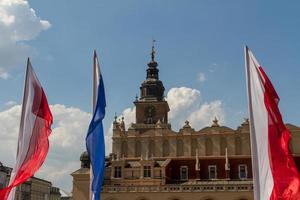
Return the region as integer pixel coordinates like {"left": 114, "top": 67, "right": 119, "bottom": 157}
{"left": 0, "top": 59, "right": 53, "bottom": 200}
{"left": 245, "top": 46, "right": 300, "bottom": 200}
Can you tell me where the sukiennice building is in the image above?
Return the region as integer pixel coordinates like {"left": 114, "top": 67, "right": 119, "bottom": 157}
{"left": 71, "top": 47, "right": 300, "bottom": 200}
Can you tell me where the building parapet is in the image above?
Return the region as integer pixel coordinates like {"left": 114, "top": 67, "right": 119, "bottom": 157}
{"left": 102, "top": 180, "right": 253, "bottom": 193}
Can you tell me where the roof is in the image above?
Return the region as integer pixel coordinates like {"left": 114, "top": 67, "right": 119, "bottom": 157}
{"left": 125, "top": 161, "right": 141, "bottom": 168}
{"left": 286, "top": 123, "right": 300, "bottom": 131}
{"left": 198, "top": 125, "right": 235, "bottom": 133}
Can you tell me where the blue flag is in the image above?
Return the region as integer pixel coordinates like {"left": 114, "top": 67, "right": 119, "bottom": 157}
{"left": 86, "top": 51, "right": 106, "bottom": 200}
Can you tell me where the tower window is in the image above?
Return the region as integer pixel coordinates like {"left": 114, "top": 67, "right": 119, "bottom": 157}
{"left": 143, "top": 166, "right": 151, "bottom": 178}
{"left": 180, "top": 166, "right": 188, "bottom": 180}
{"left": 239, "top": 164, "right": 247, "bottom": 179}
{"left": 208, "top": 165, "right": 217, "bottom": 179}
{"left": 114, "top": 166, "right": 122, "bottom": 178}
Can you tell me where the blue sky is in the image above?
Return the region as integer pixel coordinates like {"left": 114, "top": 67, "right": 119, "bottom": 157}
{"left": 0, "top": 0, "right": 300, "bottom": 192}
{"left": 2, "top": 0, "right": 300, "bottom": 126}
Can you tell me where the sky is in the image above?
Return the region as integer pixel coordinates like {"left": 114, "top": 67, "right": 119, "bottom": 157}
{"left": 0, "top": 0, "right": 300, "bottom": 193}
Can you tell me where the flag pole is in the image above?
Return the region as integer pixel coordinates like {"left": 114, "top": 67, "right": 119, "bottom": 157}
{"left": 90, "top": 50, "right": 95, "bottom": 200}
{"left": 7, "top": 59, "right": 30, "bottom": 200}
{"left": 244, "top": 45, "right": 259, "bottom": 200}
{"left": 89, "top": 50, "right": 99, "bottom": 200}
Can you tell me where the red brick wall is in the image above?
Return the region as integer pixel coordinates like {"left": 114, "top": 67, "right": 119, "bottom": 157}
{"left": 165, "top": 156, "right": 300, "bottom": 184}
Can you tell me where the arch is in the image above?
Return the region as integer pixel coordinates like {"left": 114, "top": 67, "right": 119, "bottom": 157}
{"left": 220, "top": 137, "right": 227, "bottom": 155}
{"left": 201, "top": 196, "right": 214, "bottom": 200}
{"left": 168, "top": 196, "right": 181, "bottom": 200}
{"left": 149, "top": 140, "right": 155, "bottom": 157}
{"left": 121, "top": 141, "right": 128, "bottom": 157}
{"left": 235, "top": 197, "right": 248, "bottom": 200}
{"left": 163, "top": 140, "right": 170, "bottom": 157}
{"left": 135, "top": 140, "right": 141, "bottom": 157}
{"left": 235, "top": 136, "right": 242, "bottom": 155}
{"left": 191, "top": 138, "right": 198, "bottom": 156}
{"left": 168, "top": 197, "right": 180, "bottom": 200}
{"left": 205, "top": 138, "right": 213, "bottom": 156}
{"left": 177, "top": 139, "right": 184, "bottom": 156}
{"left": 135, "top": 197, "right": 150, "bottom": 200}
{"left": 104, "top": 198, "right": 118, "bottom": 200}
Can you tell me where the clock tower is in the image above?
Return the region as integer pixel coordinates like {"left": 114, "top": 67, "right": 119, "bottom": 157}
{"left": 134, "top": 41, "right": 170, "bottom": 125}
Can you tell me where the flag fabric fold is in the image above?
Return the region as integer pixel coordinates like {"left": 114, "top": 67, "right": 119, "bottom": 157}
{"left": 245, "top": 46, "right": 300, "bottom": 200}
{"left": 0, "top": 59, "right": 53, "bottom": 200}
{"left": 86, "top": 51, "right": 106, "bottom": 200}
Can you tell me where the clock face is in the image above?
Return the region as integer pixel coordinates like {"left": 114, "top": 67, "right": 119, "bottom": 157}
{"left": 144, "top": 105, "right": 156, "bottom": 117}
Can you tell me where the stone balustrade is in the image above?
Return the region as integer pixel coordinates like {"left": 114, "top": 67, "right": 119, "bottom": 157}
{"left": 102, "top": 180, "right": 253, "bottom": 193}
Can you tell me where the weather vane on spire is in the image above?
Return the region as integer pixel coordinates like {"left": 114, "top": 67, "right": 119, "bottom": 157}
{"left": 151, "top": 39, "right": 156, "bottom": 62}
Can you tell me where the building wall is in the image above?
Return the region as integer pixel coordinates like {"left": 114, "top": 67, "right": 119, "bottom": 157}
{"left": 101, "top": 192, "right": 253, "bottom": 200}
{"left": 14, "top": 177, "right": 61, "bottom": 200}
{"left": 112, "top": 120, "right": 252, "bottom": 160}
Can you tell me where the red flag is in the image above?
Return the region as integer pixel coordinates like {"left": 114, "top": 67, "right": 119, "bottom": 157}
{"left": 245, "top": 46, "right": 300, "bottom": 200}
{"left": 0, "top": 59, "right": 53, "bottom": 200}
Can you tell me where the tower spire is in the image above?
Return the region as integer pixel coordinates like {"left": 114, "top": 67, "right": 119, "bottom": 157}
{"left": 151, "top": 39, "right": 156, "bottom": 62}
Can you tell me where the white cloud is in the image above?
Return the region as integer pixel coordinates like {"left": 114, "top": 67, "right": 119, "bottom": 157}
{"left": 0, "top": 104, "right": 91, "bottom": 192}
{"left": 4, "top": 100, "right": 16, "bottom": 107}
{"left": 0, "top": 68, "right": 9, "bottom": 79}
{"left": 187, "top": 100, "right": 225, "bottom": 129}
{"left": 166, "top": 87, "right": 201, "bottom": 119}
{"left": 0, "top": 0, "right": 50, "bottom": 78}
{"left": 197, "top": 72, "right": 206, "bottom": 82}
{"left": 166, "top": 87, "right": 224, "bottom": 130}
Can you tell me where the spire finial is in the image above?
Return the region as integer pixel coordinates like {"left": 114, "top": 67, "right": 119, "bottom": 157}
{"left": 151, "top": 39, "right": 156, "bottom": 62}
{"left": 114, "top": 112, "right": 117, "bottom": 122}
{"left": 212, "top": 117, "right": 220, "bottom": 127}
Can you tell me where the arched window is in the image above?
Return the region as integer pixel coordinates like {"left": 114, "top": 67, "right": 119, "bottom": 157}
{"left": 135, "top": 140, "right": 141, "bottom": 157}
{"left": 220, "top": 137, "right": 227, "bottom": 155}
{"left": 149, "top": 140, "right": 155, "bottom": 157}
{"left": 177, "top": 139, "right": 184, "bottom": 156}
{"left": 163, "top": 140, "right": 170, "bottom": 157}
{"left": 136, "top": 197, "right": 150, "bottom": 200}
{"left": 235, "top": 137, "right": 242, "bottom": 155}
{"left": 121, "top": 141, "right": 128, "bottom": 157}
{"left": 191, "top": 139, "right": 198, "bottom": 156}
{"left": 205, "top": 138, "right": 213, "bottom": 156}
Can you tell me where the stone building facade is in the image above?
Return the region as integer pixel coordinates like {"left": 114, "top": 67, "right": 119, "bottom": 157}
{"left": 0, "top": 162, "right": 62, "bottom": 200}
{"left": 71, "top": 47, "right": 300, "bottom": 200}
{"left": 14, "top": 177, "right": 61, "bottom": 200}
{"left": 0, "top": 162, "right": 12, "bottom": 190}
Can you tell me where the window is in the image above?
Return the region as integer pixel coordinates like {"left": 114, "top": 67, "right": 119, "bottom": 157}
{"left": 239, "top": 165, "right": 247, "bottom": 179}
{"left": 114, "top": 166, "right": 122, "bottom": 178}
{"left": 144, "top": 166, "right": 151, "bottom": 178}
{"left": 208, "top": 165, "right": 217, "bottom": 179}
{"left": 180, "top": 166, "right": 188, "bottom": 180}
